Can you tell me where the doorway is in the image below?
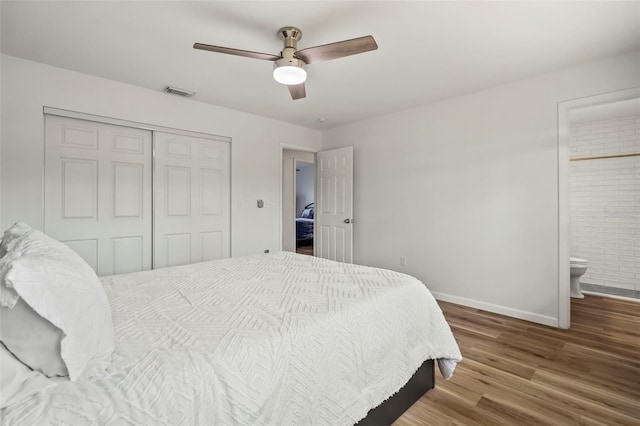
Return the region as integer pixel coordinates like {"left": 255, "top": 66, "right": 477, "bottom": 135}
{"left": 557, "top": 86, "right": 640, "bottom": 328}
{"left": 281, "top": 146, "right": 355, "bottom": 262}
{"left": 282, "top": 149, "right": 315, "bottom": 255}
{"left": 295, "top": 161, "right": 315, "bottom": 255}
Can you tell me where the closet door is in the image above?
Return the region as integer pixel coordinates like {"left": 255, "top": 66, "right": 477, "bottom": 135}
{"left": 44, "top": 115, "right": 152, "bottom": 276}
{"left": 153, "top": 132, "right": 230, "bottom": 268}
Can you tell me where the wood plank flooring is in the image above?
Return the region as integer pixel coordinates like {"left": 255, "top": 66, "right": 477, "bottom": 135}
{"left": 394, "top": 295, "right": 640, "bottom": 425}
{"left": 296, "top": 245, "right": 313, "bottom": 256}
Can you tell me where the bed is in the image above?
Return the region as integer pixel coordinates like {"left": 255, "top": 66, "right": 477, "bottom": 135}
{"left": 296, "top": 203, "right": 314, "bottom": 246}
{"left": 0, "top": 223, "right": 462, "bottom": 425}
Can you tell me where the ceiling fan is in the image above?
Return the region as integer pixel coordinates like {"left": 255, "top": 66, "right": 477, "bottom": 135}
{"left": 194, "top": 27, "right": 378, "bottom": 100}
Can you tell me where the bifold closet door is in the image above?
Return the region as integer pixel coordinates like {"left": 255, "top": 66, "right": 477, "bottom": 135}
{"left": 44, "top": 115, "right": 153, "bottom": 276}
{"left": 153, "top": 132, "right": 230, "bottom": 268}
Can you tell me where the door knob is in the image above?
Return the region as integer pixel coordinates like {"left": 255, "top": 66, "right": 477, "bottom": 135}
{"left": 344, "top": 219, "right": 351, "bottom": 224}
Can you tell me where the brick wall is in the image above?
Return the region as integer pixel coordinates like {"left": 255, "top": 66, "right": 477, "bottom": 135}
{"left": 569, "top": 115, "right": 639, "bottom": 291}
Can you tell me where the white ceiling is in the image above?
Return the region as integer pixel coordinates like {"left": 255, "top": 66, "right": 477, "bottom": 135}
{"left": 2, "top": 1, "right": 639, "bottom": 130}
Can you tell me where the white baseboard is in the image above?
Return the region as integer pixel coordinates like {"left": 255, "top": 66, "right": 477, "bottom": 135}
{"left": 582, "top": 290, "right": 640, "bottom": 303}
{"left": 431, "top": 291, "right": 559, "bottom": 328}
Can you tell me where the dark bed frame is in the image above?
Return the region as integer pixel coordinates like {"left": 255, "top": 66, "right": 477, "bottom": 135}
{"left": 356, "top": 359, "right": 435, "bottom": 425}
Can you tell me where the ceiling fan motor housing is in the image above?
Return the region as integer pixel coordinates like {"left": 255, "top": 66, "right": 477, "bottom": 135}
{"left": 278, "top": 27, "right": 302, "bottom": 49}
{"left": 277, "top": 27, "right": 307, "bottom": 67}
{"left": 274, "top": 28, "right": 307, "bottom": 85}
{"left": 277, "top": 47, "right": 306, "bottom": 67}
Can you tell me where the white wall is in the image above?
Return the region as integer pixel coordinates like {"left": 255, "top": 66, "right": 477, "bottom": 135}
{"left": 322, "top": 50, "right": 640, "bottom": 326}
{"left": 569, "top": 112, "right": 640, "bottom": 291}
{"left": 0, "top": 55, "right": 322, "bottom": 256}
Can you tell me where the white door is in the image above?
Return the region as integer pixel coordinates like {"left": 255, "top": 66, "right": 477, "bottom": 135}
{"left": 44, "top": 115, "right": 152, "bottom": 276}
{"left": 153, "top": 132, "right": 230, "bottom": 268}
{"left": 315, "top": 147, "right": 353, "bottom": 263}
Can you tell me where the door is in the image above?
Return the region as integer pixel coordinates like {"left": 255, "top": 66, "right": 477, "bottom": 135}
{"left": 44, "top": 115, "right": 152, "bottom": 276}
{"left": 153, "top": 132, "right": 230, "bottom": 268}
{"left": 315, "top": 147, "right": 353, "bottom": 263}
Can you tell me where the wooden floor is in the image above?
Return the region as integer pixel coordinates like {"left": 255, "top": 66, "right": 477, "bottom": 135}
{"left": 394, "top": 295, "right": 640, "bottom": 425}
{"left": 296, "top": 245, "right": 313, "bottom": 256}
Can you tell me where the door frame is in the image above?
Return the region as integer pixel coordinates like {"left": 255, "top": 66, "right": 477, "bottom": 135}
{"left": 280, "top": 144, "right": 318, "bottom": 252}
{"left": 557, "top": 86, "right": 640, "bottom": 329}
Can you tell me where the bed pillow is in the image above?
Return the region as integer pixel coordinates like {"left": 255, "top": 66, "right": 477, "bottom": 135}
{"left": 0, "top": 222, "right": 31, "bottom": 259}
{"left": 0, "top": 223, "right": 33, "bottom": 306}
{"left": 1, "top": 343, "right": 55, "bottom": 409}
{"left": 0, "top": 298, "right": 69, "bottom": 377}
{"left": 0, "top": 226, "right": 114, "bottom": 381}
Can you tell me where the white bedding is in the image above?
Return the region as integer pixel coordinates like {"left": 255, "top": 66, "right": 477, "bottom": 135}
{"left": 1, "top": 252, "right": 461, "bottom": 425}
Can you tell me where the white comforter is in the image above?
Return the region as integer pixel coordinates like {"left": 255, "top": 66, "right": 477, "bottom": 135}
{"left": 1, "top": 252, "right": 461, "bottom": 425}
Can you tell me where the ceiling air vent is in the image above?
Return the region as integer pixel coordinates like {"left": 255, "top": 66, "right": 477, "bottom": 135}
{"left": 163, "top": 86, "right": 195, "bottom": 97}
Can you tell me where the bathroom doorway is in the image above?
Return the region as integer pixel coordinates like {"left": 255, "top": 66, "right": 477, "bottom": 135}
{"left": 558, "top": 87, "right": 640, "bottom": 327}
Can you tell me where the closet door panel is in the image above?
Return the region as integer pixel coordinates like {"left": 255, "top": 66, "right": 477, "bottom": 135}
{"left": 165, "top": 233, "right": 192, "bottom": 267}
{"left": 111, "top": 236, "right": 143, "bottom": 274}
{"left": 165, "top": 166, "right": 192, "bottom": 216}
{"left": 61, "top": 158, "right": 99, "bottom": 219}
{"left": 45, "top": 115, "right": 152, "bottom": 276}
{"left": 113, "top": 163, "right": 144, "bottom": 218}
{"left": 201, "top": 169, "right": 222, "bottom": 215}
{"left": 201, "top": 231, "right": 223, "bottom": 262}
{"left": 154, "top": 132, "right": 230, "bottom": 269}
{"left": 64, "top": 239, "right": 99, "bottom": 272}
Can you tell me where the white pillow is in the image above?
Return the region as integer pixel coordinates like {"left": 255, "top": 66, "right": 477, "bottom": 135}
{"left": 0, "top": 223, "right": 32, "bottom": 306}
{"left": 0, "top": 222, "right": 31, "bottom": 258}
{"left": 0, "top": 298, "right": 69, "bottom": 377}
{"left": 0, "top": 227, "right": 114, "bottom": 381}
{"left": 1, "top": 343, "right": 55, "bottom": 409}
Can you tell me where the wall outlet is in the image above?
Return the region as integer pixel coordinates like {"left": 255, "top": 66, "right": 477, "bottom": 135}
{"left": 400, "top": 256, "right": 407, "bottom": 266}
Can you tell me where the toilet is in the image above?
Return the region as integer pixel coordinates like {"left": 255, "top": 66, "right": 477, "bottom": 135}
{"left": 570, "top": 257, "right": 588, "bottom": 298}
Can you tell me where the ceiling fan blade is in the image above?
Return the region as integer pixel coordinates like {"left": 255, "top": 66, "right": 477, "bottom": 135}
{"left": 193, "top": 43, "right": 281, "bottom": 61}
{"left": 295, "top": 35, "right": 378, "bottom": 64}
{"left": 288, "top": 83, "right": 306, "bottom": 100}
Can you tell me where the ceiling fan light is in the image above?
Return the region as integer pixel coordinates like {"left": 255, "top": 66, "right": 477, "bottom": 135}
{"left": 273, "top": 61, "right": 307, "bottom": 85}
